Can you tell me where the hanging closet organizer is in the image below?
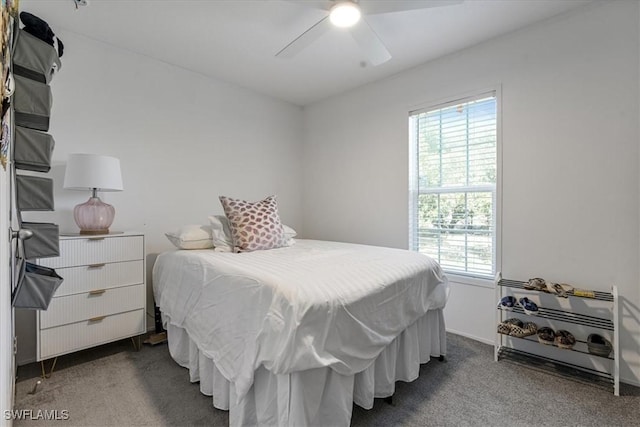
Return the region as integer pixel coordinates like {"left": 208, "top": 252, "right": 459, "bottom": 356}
{"left": 5, "top": 12, "right": 64, "bottom": 310}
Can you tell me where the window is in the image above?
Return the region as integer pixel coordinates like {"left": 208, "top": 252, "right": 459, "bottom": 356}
{"left": 409, "top": 92, "right": 498, "bottom": 278}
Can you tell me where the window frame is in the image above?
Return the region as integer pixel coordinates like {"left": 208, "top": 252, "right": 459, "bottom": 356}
{"left": 408, "top": 87, "right": 502, "bottom": 285}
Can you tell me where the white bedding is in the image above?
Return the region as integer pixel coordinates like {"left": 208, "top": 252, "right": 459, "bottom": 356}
{"left": 152, "top": 239, "right": 449, "bottom": 403}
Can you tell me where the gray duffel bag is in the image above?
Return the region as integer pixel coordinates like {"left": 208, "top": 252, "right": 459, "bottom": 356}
{"left": 14, "top": 126, "right": 55, "bottom": 172}
{"left": 14, "top": 75, "right": 53, "bottom": 131}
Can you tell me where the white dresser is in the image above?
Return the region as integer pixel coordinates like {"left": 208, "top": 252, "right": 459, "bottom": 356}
{"left": 36, "top": 232, "right": 146, "bottom": 361}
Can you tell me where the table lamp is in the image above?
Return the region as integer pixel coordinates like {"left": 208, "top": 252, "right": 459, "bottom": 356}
{"left": 63, "top": 153, "right": 123, "bottom": 235}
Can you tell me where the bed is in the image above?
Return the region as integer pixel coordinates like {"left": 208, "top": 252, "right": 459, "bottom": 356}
{"left": 152, "top": 239, "right": 449, "bottom": 426}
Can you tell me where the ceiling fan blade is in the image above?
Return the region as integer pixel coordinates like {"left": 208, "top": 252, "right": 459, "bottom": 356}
{"left": 283, "top": 0, "right": 334, "bottom": 11}
{"left": 276, "top": 16, "right": 332, "bottom": 58}
{"left": 349, "top": 19, "right": 391, "bottom": 66}
{"left": 359, "top": 0, "right": 464, "bottom": 15}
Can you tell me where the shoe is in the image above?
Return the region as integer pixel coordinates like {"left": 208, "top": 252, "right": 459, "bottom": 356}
{"left": 537, "top": 327, "right": 555, "bottom": 345}
{"left": 587, "top": 334, "right": 612, "bottom": 357}
{"left": 518, "top": 297, "right": 538, "bottom": 315}
{"left": 559, "top": 283, "right": 574, "bottom": 295}
{"left": 546, "top": 282, "right": 568, "bottom": 298}
{"left": 496, "top": 318, "right": 523, "bottom": 335}
{"left": 497, "top": 322, "right": 512, "bottom": 335}
{"left": 497, "top": 296, "right": 517, "bottom": 311}
{"left": 554, "top": 330, "right": 576, "bottom": 349}
{"left": 509, "top": 321, "right": 538, "bottom": 338}
{"left": 524, "top": 277, "right": 547, "bottom": 292}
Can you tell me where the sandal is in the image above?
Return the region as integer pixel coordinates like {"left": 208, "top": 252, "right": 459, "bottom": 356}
{"left": 497, "top": 296, "right": 517, "bottom": 311}
{"left": 555, "top": 330, "right": 576, "bottom": 349}
{"left": 546, "top": 282, "right": 568, "bottom": 298}
{"left": 518, "top": 297, "right": 539, "bottom": 315}
{"left": 537, "top": 327, "right": 555, "bottom": 345}
{"left": 587, "top": 334, "right": 612, "bottom": 357}
{"left": 509, "top": 321, "right": 538, "bottom": 338}
{"left": 497, "top": 322, "right": 512, "bottom": 335}
{"left": 497, "top": 318, "right": 523, "bottom": 335}
{"left": 524, "top": 277, "right": 547, "bottom": 292}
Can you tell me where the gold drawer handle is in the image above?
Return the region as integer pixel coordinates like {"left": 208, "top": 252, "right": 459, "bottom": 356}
{"left": 88, "top": 315, "right": 106, "bottom": 322}
{"left": 87, "top": 263, "right": 106, "bottom": 269}
{"left": 88, "top": 237, "right": 105, "bottom": 241}
{"left": 88, "top": 289, "right": 106, "bottom": 296}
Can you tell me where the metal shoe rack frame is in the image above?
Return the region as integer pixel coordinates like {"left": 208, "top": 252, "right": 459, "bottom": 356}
{"left": 494, "top": 272, "right": 619, "bottom": 396}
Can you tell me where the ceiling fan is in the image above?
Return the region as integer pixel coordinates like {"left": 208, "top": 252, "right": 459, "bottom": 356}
{"left": 276, "top": 0, "right": 464, "bottom": 66}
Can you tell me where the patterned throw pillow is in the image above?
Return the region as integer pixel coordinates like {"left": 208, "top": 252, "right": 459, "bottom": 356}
{"left": 219, "top": 195, "right": 287, "bottom": 252}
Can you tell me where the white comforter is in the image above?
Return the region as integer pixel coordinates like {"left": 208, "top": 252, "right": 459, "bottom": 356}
{"left": 153, "top": 239, "right": 448, "bottom": 401}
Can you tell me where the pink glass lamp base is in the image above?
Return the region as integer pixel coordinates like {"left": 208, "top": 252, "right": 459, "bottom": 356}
{"left": 74, "top": 196, "right": 115, "bottom": 235}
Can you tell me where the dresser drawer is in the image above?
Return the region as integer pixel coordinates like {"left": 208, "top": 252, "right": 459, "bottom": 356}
{"left": 40, "top": 284, "right": 145, "bottom": 329}
{"left": 53, "top": 260, "right": 143, "bottom": 297}
{"left": 39, "top": 309, "right": 145, "bottom": 360}
{"left": 39, "top": 235, "right": 143, "bottom": 268}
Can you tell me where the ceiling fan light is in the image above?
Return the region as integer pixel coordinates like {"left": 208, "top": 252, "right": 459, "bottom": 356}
{"left": 329, "top": 2, "right": 361, "bottom": 28}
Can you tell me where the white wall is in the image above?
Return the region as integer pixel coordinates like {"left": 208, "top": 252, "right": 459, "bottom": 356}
{"left": 302, "top": 1, "right": 640, "bottom": 385}
{"left": 0, "top": 104, "right": 14, "bottom": 424}
{"left": 16, "top": 29, "right": 304, "bottom": 364}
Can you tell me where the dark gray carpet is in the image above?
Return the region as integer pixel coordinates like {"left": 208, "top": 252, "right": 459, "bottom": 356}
{"left": 13, "top": 333, "right": 640, "bottom": 426}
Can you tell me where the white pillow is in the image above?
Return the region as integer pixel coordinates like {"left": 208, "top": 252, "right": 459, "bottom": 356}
{"left": 165, "top": 225, "right": 214, "bottom": 250}
{"left": 208, "top": 215, "right": 234, "bottom": 252}
{"left": 208, "top": 215, "right": 297, "bottom": 252}
{"left": 283, "top": 224, "right": 297, "bottom": 239}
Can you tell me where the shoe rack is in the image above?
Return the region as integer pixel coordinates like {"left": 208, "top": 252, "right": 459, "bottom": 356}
{"left": 494, "top": 272, "right": 619, "bottom": 396}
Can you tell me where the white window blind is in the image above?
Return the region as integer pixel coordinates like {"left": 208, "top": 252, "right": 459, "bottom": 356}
{"left": 409, "top": 92, "right": 497, "bottom": 278}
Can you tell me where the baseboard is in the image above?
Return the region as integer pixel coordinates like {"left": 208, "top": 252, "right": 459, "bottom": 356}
{"left": 446, "top": 328, "right": 493, "bottom": 345}
{"left": 621, "top": 377, "right": 640, "bottom": 387}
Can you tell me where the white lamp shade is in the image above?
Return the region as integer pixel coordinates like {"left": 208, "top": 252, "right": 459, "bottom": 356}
{"left": 63, "top": 153, "right": 123, "bottom": 192}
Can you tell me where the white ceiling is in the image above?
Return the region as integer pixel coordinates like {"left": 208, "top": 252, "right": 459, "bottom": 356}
{"left": 20, "top": 0, "right": 591, "bottom": 106}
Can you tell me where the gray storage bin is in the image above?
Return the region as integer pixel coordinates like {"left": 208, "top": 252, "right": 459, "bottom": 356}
{"left": 12, "top": 261, "right": 63, "bottom": 310}
{"left": 16, "top": 174, "right": 54, "bottom": 211}
{"left": 21, "top": 222, "right": 59, "bottom": 259}
{"left": 13, "top": 29, "right": 61, "bottom": 84}
{"left": 14, "top": 75, "right": 52, "bottom": 131}
{"left": 14, "top": 126, "right": 55, "bottom": 172}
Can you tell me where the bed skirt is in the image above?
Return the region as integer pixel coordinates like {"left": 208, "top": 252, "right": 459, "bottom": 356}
{"left": 165, "top": 309, "right": 446, "bottom": 426}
